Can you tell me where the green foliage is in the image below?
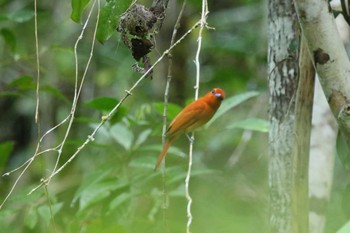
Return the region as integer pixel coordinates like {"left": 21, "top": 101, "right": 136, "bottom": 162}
{"left": 6, "top": 9, "right": 34, "bottom": 23}
{"left": 153, "top": 102, "right": 183, "bottom": 121}
{"left": 337, "top": 221, "right": 350, "bottom": 233}
{"left": 207, "top": 91, "right": 260, "bottom": 127}
{"left": 96, "top": 0, "right": 133, "bottom": 43}
{"left": 0, "top": 28, "right": 16, "bottom": 52}
{"left": 71, "top": 0, "right": 91, "bottom": 23}
{"left": 0, "top": 141, "right": 13, "bottom": 171}
{"left": 227, "top": 117, "right": 269, "bottom": 132}
{"left": 85, "top": 96, "right": 120, "bottom": 111}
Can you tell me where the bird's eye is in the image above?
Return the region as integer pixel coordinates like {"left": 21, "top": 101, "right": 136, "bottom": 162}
{"left": 211, "top": 90, "right": 215, "bottom": 94}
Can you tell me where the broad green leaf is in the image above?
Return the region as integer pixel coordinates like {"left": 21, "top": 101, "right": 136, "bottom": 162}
{"left": 168, "top": 184, "right": 186, "bottom": 197}
{"left": 24, "top": 206, "right": 38, "bottom": 229}
{"left": 109, "top": 192, "right": 138, "bottom": 211}
{"left": 37, "top": 203, "right": 63, "bottom": 226}
{"left": 227, "top": 118, "right": 269, "bottom": 132}
{"left": 206, "top": 91, "right": 259, "bottom": 127}
{"left": 72, "top": 168, "right": 113, "bottom": 205}
{"left": 6, "top": 185, "right": 45, "bottom": 204}
{"left": 78, "top": 180, "right": 128, "bottom": 212}
{"left": 167, "top": 168, "right": 220, "bottom": 184}
{"left": 96, "top": 0, "right": 133, "bottom": 43}
{"left": 1, "top": 28, "right": 16, "bottom": 51}
{"left": 85, "top": 97, "right": 119, "bottom": 111}
{"left": 136, "top": 144, "right": 186, "bottom": 158}
{"left": 133, "top": 129, "right": 152, "bottom": 149}
{"left": 110, "top": 106, "right": 127, "bottom": 125}
{"left": 8, "top": 9, "right": 34, "bottom": 23}
{"left": 153, "top": 102, "right": 183, "bottom": 121}
{"left": 7, "top": 76, "right": 35, "bottom": 91}
{"left": 74, "top": 116, "right": 99, "bottom": 123}
{"left": 337, "top": 221, "right": 350, "bottom": 233}
{"left": 129, "top": 155, "right": 156, "bottom": 169}
{"left": 110, "top": 123, "right": 134, "bottom": 150}
{"left": 41, "top": 85, "right": 70, "bottom": 104}
{"left": 71, "top": 0, "right": 91, "bottom": 23}
{"left": 0, "top": 141, "right": 14, "bottom": 170}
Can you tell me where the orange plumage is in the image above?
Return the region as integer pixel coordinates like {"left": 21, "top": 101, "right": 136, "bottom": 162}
{"left": 155, "top": 88, "right": 225, "bottom": 170}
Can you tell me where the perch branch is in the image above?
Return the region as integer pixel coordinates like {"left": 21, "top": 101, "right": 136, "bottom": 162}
{"left": 186, "top": 0, "right": 209, "bottom": 232}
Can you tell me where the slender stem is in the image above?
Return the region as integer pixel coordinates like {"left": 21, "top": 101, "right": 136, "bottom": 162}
{"left": 185, "top": 0, "right": 209, "bottom": 232}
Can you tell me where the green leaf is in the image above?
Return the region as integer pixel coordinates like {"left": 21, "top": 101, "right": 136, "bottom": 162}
{"left": 37, "top": 203, "right": 63, "bottom": 226}
{"left": 72, "top": 168, "right": 113, "bottom": 205}
{"left": 8, "top": 9, "right": 34, "bottom": 23}
{"left": 136, "top": 144, "right": 186, "bottom": 158}
{"left": 337, "top": 221, "right": 350, "bottom": 233}
{"left": 110, "top": 123, "right": 134, "bottom": 150}
{"left": 71, "top": 0, "right": 91, "bottom": 23}
{"left": 85, "top": 97, "right": 119, "bottom": 111}
{"left": 0, "top": 141, "right": 14, "bottom": 170}
{"left": 24, "top": 206, "right": 38, "bottom": 229}
{"left": 109, "top": 192, "right": 138, "bottom": 211}
{"left": 206, "top": 91, "right": 259, "bottom": 127}
{"left": 167, "top": 168, "right": 220, "bottom": 184}
{"left": 41, "top": 85, "right": 70, "bottom": 104}
{"left": 153, "top": 102, "right": 183, "bottom": 121}
{"left": 133, "top": 129, "right": 152, "bottom": 149}
{"left": 129, "top": 155, "right": 156, "bottom": 169}
{"left": 96, "top": 0, "right": 133, "bottom": 43}
{"left": 227, "top": 118, "right": 269, "bottom": 132}
{"left": 7, "top": 76, "right": 35, "bottom": 91}
{"left": 1, "top": 28, "right": 16, "bottom": 51}
{"left": 110, "top": 106, "right": 127, "bottom": 125}
{"left": 78, "top": 180, "right": 128, "bottom": 212}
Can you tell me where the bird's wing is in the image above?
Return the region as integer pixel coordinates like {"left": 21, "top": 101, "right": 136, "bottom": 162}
{"left": 167, "top": 100, "right": 208, "bottom": 137}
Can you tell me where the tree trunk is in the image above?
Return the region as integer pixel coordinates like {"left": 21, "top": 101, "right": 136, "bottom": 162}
{"left": 267, "top": 0, "right": 299, "bottom": 232}
{"left": 293, "top": 0, "right": 350, "bottom": 151}
{"left": 308, "top": 14, "right": 348, "bottom": 233}
{"left": 309, "top": 77, "right": 337, "bottom": 233}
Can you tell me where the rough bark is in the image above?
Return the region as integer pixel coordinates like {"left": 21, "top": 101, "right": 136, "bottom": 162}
{"left": 267, "top": 0, "right": 299, "bottom": 232}
{"left": 293, "top": 0, "right": 350, "bottom": 151}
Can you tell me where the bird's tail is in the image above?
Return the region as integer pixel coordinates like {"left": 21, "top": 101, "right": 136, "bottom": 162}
{"left": 154, "top": 139, "right": 173, "bottom": 170}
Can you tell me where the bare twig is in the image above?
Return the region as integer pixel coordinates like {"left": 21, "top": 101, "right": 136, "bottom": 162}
{"left": 34, "top": 0, "right": 40, "bottom": 124}
{"left": 185, "top": 0, "right": 209, "bottom": 232}
{"left": 0, "top": 0, "right": 99, "bottom": 209}
{"left": 160, "top": 0, "right": 187, "bottom": 229}
{"left": 161, "top": 0, "right": 188, "bottom": 166}
{"left": 49, "top": 0, "right": 100, "bottom": 184}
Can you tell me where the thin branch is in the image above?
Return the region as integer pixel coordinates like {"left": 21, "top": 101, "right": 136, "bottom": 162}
{"left": 0, "top": 0, "right": 99, "bottom": 209}
{"left": 34, "top": 0, "right": 40, "bottom": 124}
{"left": 48, "top": 0, "right": 100, "bottom": 184}
{"left": 185, "top": 0, "right": 209, "bottom": 232}
{"left": 161, "top": 0, "right": 188, "bottom": 167}
{"left": 161, "top": 0, "right": 187, "bottom": 229}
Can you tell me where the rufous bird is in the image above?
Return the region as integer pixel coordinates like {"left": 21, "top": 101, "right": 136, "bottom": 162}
{"left": 155, "top": 88, "right": 225, "bottom": 170}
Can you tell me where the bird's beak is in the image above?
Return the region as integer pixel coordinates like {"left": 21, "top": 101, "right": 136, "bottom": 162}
{"left": 214, "top": 93, "right": 223, "bottom": 100}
